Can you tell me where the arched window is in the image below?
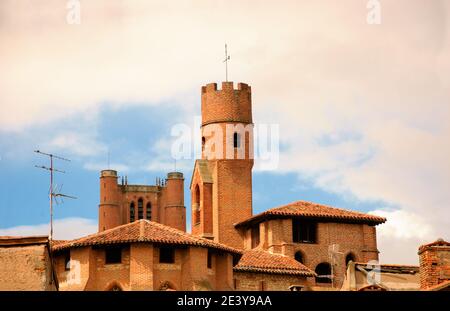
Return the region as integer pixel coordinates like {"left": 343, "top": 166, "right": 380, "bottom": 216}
{"left": 251, "top": 225, "right": 260, "bottom": 249}
{"left": 194, "top": 185, "right": 200, "bottom": 224}
{"left": 202, "top": 137, "right": 206, "bottom": 151}
{"left": 138, "top": 198, "right": 144, "bottom": 220}
{"left": 146, "top": 202, "right": 152, "bottom": 221}
{"left": 233, "top": 132, "right": 240, "bottom": 148}
{"left": 345, "top": 253, "right": 355, "bottom": 266}
{"left": 315, "top": 262, "right": 332, "bottom": 284}
{"left": 130, "top": 202, "right": 135, "bottom": 222}
{"left": 294, "top": 251, "right": 304, "bottom": 264}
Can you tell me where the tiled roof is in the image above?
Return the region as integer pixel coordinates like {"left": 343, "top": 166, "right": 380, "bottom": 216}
{"left": 418, "top": 238, "right": 450, "bottom": 254}
{"left": 233, "top": 249, "right": 316, "bottom": 276}
{"left": 52, "top": 220, "right": 241, "bottom": 255}
{"left": 235, "top": 200, "right": 386, "bottom": 227}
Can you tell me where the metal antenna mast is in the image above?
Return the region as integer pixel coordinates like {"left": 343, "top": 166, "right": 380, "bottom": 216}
{"left": 34, "top": 150, "right": 76, "bottom": 240}
{"left": 223, "top": 43, "right": 231, "bottom": 82}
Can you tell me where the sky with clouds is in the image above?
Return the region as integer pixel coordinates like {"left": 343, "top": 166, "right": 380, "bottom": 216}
{"left": 0, "top": 0, "right": 449, "bottom": 265}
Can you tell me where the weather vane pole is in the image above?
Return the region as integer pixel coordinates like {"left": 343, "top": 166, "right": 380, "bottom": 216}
{"left": 223, "top": 43, "right": 230, "bottom": 82}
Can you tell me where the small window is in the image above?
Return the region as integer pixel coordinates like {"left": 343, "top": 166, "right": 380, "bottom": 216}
{"left": 64, "top": 251, "right": 70, "bottom": 271}
{"left": 159, "top": 247, "right": 175, "bottom": 264}
{"left": 202, "top": 137, "right": 206, "bottom": 151}
{"left": 233, "top": 132, "right": 240, "bottom": 148}
{"left": 146, "top": 202, "right": 152, "bottom": 220}
{"left": 251, "top": 225, "right": 260, "bottom": 248}
{"left": 292, "top": 219, "right": 317, "bottom": 243}
{"left": 130, "top": 202, "right": 135, "bottom": 222}
{"left": 194, "top": 185, "right": 200, "bottom": 225}
{"left": 105, "top": 247, "right": 122, "bottom": 264}
{"left": 138, "top": 198, "right": 144, "bottom": 220}
{"left": 294, "top": 251, "right": 304, "bottom": 264}
{"left": 207, "top": 250, "right": 213, "bottom": 269}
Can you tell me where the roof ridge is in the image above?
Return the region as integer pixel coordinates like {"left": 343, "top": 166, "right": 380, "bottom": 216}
{"left": 235, "top": 199, "right": 386, "bottom": 228}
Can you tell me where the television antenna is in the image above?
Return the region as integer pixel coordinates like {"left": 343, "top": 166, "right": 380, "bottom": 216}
{"left": 34, "top": 150, "right": 77, "bottom": 240}
{"left": 328, "top": 244, "right": 344, "bottom": 288}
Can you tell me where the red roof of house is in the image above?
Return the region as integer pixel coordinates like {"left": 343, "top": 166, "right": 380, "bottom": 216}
{"left": 235, "top": 200, "right": 386, "bottom": 227}
{"left": 52, "top": 220, "right": 241, "bottom": 255}
{"left": 233, "top": 249, "right": 316, "bottom": 276}
{"left": 418, "top": 238, "right": 450, "bottom": 254}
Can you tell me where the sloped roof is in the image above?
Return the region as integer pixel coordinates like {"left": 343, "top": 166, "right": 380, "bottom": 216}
{"left": 235, "top": 200, "right": 386, "bottom": 227}
{"left": 52, "top": 220, "right": 241, "bottom": 255}
{"left": 341, "top": 262, "right": 420, "bottom": 291}
{"left": 233, "top": 249, "right": 316, "bottom": 276}
{"left": 190, "top": 160, "right": 213, "bottom": 188}
{"left": 418, "top": 238, "right": 450, "bottom": 254}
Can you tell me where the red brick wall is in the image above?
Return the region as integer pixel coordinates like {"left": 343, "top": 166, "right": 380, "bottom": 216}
{"left": 243, "top": 219, "right": 380, "bottom": 288}
{"left": 419, "top": 243, "right": 450, "bottom": 289}
{"left": 99, "top": 170, "right": 122, "bottom": 231}
{"left": 201, "top": 82, "right": 252, "bottom": 127}
{"left": 99, "top": 170, "right": 186, "bottom": 232}
{"left": 234, "top": 272, "right": 309, "bottom": 291}
{"left": 213, "top": 160, "right": 253, "bottom": 249}
{"left": 54, "top": 244, "right": 233, "bottom": 291}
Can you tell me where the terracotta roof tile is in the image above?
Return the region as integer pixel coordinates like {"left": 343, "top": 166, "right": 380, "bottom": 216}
{"left": 235, "top": 200, "right": 386, "bottom": 227}
{"left": 233, "top": 249, "right": 316, "bottom": 276}
{"left": 52, "top": 220, "right": 241, "bottom": 255}
{"left": 418, "top": 238, "right": 450, "bottom": 254}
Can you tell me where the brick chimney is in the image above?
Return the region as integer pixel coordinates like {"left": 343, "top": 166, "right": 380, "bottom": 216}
{"left": 418, "top": 238, "right": 450, "bottom": 290}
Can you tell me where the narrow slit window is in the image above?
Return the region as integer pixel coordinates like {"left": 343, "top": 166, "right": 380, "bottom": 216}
{"left": 130, "top": 202, "right": 135, "bottom": 222}
{"left": 138, "top": 198, "right": 144, "bottom": 220}
{"left": 233, "top": 132, "right": 240, "bottom": 148}
{"left": 146, "top": 202, "right": 152, "bottom": 220}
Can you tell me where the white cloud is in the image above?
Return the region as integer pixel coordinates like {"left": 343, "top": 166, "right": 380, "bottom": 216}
{"left": 370, "top": 209, "right": 436, "bottom": 265}
{"left": 46, "top": 132, "right": 107, "bottom": 157}
{"left": 0, "top": 218, "right": 97, "bottom": 240}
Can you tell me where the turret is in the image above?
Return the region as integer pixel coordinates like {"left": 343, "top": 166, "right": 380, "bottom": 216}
{"left": 163, "top": 172, "right": 186, "bottom": 232}
{"left": 98, "top": 170, "right": 122, "bottom": 232}
{"left": 192, "top": 81, "right": 254, "bottom": 249}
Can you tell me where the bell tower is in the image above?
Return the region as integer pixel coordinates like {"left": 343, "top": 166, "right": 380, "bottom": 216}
{"left": 191, "top": 81, "right": 254, "bottom": 249}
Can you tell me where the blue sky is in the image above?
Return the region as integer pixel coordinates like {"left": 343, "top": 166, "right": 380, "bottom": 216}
{"left": 0, "top": 102, "right": 386, "bottom": 230}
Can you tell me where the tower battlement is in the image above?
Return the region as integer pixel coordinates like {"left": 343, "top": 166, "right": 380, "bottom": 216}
{"left": 201, "top": 81, "right": 252, "bottom": 127}
{"left": 201, "top": 82, "right": 251, "bottom": 94}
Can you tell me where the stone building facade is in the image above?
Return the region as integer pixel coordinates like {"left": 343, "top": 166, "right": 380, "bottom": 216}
{"left": 0, "top": 236, "right": 58, "bottom": 291}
